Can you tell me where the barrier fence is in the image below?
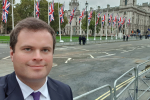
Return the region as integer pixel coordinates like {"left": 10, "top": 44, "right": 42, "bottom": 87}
{"left": 73, "top": 60, "right": 150, "bottom": 100}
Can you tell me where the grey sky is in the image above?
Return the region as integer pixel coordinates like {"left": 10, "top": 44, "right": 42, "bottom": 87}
{"left": 15, "top": 0, "right": 150, "bottom": 10}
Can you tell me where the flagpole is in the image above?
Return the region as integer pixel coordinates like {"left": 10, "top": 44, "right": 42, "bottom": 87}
{"left": 80, "top": 21, "right": 81, "bottom": 35}
{"left": 87, "top": 12, "right": 89, "bottom": 41}
{"left": 12, "top": 0, "right": 14, "bottom": 29}
{"left": 116, "top": 12, "right": 118, "bottom": 40}
{"left": 58, "top": 2, "right": 62, "bottom": 42}
{"left": 79, "top": 2, "right": 81, "bottom": 35}
{"left": 100, "top": 8, "right": 103, "bottom": 40}
{"left": 48, "top": 0, "right": 49, "bottom": 25}
{"left": 70, "top": 24, "right": 72, "bottom": 41}
{"left": 94, "top": 7, "right": 96, "bottom": 40}
{"left": 105, "top": 9, "right": 108, "bottom": 40}
{"left": 111, "top": 10, "right": 114, "bottom": 40}
{"left": 120, "top": 17, "right": 122, "bottom": 39}
{"left": 34, "top": 0, "right": 35, "bottom": 18}
{"left": 125, "top": 18, "right": 127, "bottom": 39}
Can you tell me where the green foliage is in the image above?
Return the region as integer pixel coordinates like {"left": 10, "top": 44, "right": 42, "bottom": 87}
{"left": 15, "top": 0, "right": 34, "bottom": 20}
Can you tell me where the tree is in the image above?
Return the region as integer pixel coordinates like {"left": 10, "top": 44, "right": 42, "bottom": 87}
{"left": 81, "top": 11, "right": 101, "bottom": 35}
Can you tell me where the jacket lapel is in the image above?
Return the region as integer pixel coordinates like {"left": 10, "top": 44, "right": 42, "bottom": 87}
{"left": 4, "top": 72, "right": 24, "bottom": 100}
{"left": 47, "top": 78, "right": 63, "bottom": 100}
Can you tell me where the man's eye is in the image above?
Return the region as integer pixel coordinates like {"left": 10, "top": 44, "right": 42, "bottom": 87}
{"left": 43, "top": 49, "right": 50, "bottom": 52}
{"left": 24, "top": 48, "right": 31, "bottom": 51}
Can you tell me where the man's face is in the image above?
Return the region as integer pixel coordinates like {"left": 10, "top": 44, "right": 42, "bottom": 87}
{"left": 10, "top": 29, "right": 53, "bottom": 83}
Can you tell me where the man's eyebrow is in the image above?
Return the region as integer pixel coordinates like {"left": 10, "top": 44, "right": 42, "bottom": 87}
{"left": 21, "top": 45, "right": 52, "bottom": 49}
{"left": 21, "top": 45, "right": 33, "bottom": 48}
{"left": 42, "top": 46, "right": 52, "bottom": 49}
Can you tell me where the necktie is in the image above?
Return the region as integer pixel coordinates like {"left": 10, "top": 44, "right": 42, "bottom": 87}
{"left": 31, "top": 91, "right": 41, "bottom": 100}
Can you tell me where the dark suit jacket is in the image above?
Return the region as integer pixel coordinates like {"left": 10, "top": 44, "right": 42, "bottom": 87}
{"left": 0, "top": 72, "right": 73, "bottom": 100}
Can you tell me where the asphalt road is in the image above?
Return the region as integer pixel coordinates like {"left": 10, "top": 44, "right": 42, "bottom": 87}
{"left": 0, "top": 39, "right": 150, "bottom": 100}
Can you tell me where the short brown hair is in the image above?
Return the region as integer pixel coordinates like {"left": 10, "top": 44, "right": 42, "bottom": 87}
{"left": 10, "top": 17, "right": 56, "bottom": 53}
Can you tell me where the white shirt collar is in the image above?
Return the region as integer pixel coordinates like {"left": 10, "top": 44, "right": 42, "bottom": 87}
{"left": 16, "top": 75, "right": 49, "bottom": 99}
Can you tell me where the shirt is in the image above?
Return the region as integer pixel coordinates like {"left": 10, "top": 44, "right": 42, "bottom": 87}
{"left": 16, "top": 75, "right": 51, "bottom": 100}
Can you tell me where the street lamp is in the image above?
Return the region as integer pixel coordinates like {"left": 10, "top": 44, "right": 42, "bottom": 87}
{"left": 85, "top": 1, "right": 88, "bottom": 40}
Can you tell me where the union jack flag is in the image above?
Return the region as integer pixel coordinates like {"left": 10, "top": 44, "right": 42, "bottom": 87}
{"left": 35, "top": 0, "right": 40, "bottom": 19}
{"left": 113, "top": 15, "right": 117, "bottom": 26}
{"left": 102, "top": 14, "right": 106, "bottom": 26}
{"left": 118, "top": 17, "right": 122, "bottom": 27}
{"left": 79, "top": 8, "right": 85, "bottom": 24}
{"left": 95, "top": 12, "right": 101, "bottom": 26}
{"left": 88, "top": 10, "right": 93, "bottom": 26}
{"left": 127, "top": 18, "right": 130, "bottom": 25}
{"left": 2, "top": 0, "right": 10, "bottom": 23}
{"left": 59, "top": 4, "right": 64, "bottom": 23}
{"left": 49, "top": 0, "right": 54, "bottom": 22}
{"left": 69, "top": 7, "right": 77, "bottom": 25}
{"left": 109, "top": 14, "right": 113, "bottom": 25}
{"left": 121, "top": 17, "right": 126, "bottom": 26}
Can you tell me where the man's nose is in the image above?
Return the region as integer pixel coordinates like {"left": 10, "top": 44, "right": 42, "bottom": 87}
{"left": 32, "top": 50, "right": 43, "bottom": 61}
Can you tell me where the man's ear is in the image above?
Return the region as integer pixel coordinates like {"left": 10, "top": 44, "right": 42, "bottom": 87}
{"left": 10, "top": 47, "right": 14, "bottom": 62}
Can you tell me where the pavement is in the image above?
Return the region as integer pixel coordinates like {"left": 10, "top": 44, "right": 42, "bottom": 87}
{"left": 1, "top": 37, "right": 150, "bottom": 100}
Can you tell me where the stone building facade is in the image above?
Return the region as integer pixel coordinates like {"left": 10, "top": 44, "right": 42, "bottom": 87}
{"left": 63, "top": 0, "right": 150, "bottom": 36}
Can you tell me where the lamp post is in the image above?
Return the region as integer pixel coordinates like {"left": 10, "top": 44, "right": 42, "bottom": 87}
{"left": 85, "top": 1, "right": 88, "bottom": 40}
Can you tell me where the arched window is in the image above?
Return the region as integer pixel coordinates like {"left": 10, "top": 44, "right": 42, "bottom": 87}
{"left": 125, "top": 0, "right": 127, "bottom": 6}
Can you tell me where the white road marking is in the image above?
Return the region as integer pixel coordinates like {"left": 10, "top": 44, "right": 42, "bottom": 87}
{"left": 128, "top": 49, "right": 135, "bottom": 52}
{"left": 89, "top": 54, "right": 94, "bottom": 58}
{"left": 65, "top": 58, "right": 72, "bottom": 63}
{"left": 3, "top": 56, "right": 10, "bottom": 59}
{"left": 121, "top": 50, "right": 131, "bottom": 53}
{"left": 120, "top": 44, "right": 132, "bottom": 47}
{"left": 103, "top": 52, "right": 110, "bottom": 55}
{"left": 137, "top": 48, "right": 143, "bottom": 49}
{"left": 98, "top": 54, "right": 115, "bottom": 58}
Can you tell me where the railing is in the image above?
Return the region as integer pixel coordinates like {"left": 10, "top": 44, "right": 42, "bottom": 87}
{"left": 73, "top": 84, "right": 113, "bottom": 100}
{"left": 73, "top": 60, "right": 150, "bottom": 100}
{"left": 136, "top": 60, "right": 150, "bottom": 100}
{"left": 114, "top": 67, "right": 137, "bottom": 100}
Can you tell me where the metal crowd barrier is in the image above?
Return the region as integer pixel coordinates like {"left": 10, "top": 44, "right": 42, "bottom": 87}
{"left": 73, "top": 84, "right": 113, "bottom": 100}
{"left": 114, "top": 67, "right": 137, "bottom": 100}
{"left": 136, "top": 60, "right": 150, "bottom": 100}
{"left": 73, "top": 60, "right": 150, "bottom": 100}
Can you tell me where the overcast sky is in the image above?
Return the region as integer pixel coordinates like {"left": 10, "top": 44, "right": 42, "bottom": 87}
{"left": 15, "top": 0, "right": 150, "bottom": 10}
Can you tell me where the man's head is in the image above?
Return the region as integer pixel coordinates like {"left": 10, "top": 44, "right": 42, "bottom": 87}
{"left": 9, "top": 17, "right": 56, "bottom": 87}
{"left": 10, "top": 17, "right": 56, "bottom": 53}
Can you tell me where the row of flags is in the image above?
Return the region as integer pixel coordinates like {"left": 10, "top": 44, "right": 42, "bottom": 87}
{"left": 1, "top": 0, "right": 131, "bottom": 28}
{"left": 100, "top": 13, "right": 131, "bottom": 27}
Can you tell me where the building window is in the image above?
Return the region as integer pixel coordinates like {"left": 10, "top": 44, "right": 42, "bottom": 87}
{"left": 124, "top": 12, "right": 126, "bottom": 15}
{"left": 125, "top": 0, "right": 127, "bottom": 6}
{"left": 76, "top": 22, "right": 77, "bottom": 25}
